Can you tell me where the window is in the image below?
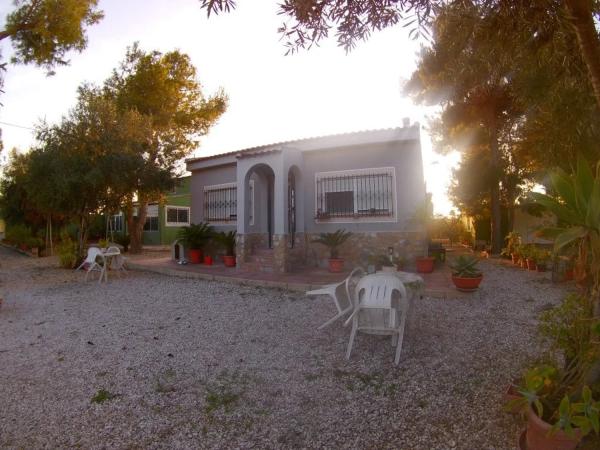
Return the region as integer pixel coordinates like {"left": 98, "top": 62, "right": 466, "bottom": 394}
{"left": 165, "top": 206, "right": 190, "bottom": 227}
{"left": 110, "top": 213, "right": 123, "bottom": 233}
{"left": 204, "top": 182, "right": 237, "bottom": 223}
{"left": 144, "top": 204, "right": 159, "bottom": 232}
{"left": 248, "top": 179, "right": 255, "bottom": 226}
{"left": 315, "top": 167, "right": 395, "bottom": 221}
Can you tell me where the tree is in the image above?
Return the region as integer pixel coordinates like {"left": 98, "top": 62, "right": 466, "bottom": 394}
{"left": 26, "top": 87, "right": 150, "bottom": 257}
{"left": 103, "top": 44, "right": 227, "bottom": 253}
{"left": 199, "top": 0, "right": 600, "bottom": 118}
{"left": 0, "top": 0, "right": 103, "bottom": 77}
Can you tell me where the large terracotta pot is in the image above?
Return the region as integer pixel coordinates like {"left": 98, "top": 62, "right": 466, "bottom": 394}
{"left": 451, "top": 274, "right": 483, "bottom": 291}
{"left": 188, "top": 249, "right": 202, "bottom": 264}
{"left": 223, "top": 255, "right": 236, "bottom": 267}
{"left": 526, "top": 407, "right": 581, "bottom": 450}
{"left": 511, "top": 254, "right": 520, "bottom": 265}
{"left": 526, "top": 258, "right": 537, "bottom": 271}
{"left": 416, "top": 257, "right": 435, "bottom": 273}
{"left": 203, "top": 255, "right": 213, "bottom": 265}
{"left": 328, "top": 258, "right": 344, "bottom": 273}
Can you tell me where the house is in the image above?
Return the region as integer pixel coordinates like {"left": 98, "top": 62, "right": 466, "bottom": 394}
{"left": 110, "top": 176, "right": 191, "bottom": 246}
{"left": 185, "top": 123, "right": 427, "bottom": 273}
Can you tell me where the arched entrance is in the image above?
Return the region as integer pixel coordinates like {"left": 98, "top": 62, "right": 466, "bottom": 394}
{"left": 244, "top": 163, "right": 275, "bottom": 249}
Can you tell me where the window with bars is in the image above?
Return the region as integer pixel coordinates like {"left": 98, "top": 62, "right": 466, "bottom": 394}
{"left": 315, "top": 168, "right": 395, "bottom": 220}
{"left": 165, "top": 206, "right": 190, "bottom": 227}
{"left": 204, "top": 183, "right": 237, "bottom": 222}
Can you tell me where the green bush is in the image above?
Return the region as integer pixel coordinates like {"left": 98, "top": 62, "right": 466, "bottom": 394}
{"left": 114, "top": 233, "right": 130, "bottom": 253}
{"left": 5, "top": 223, "right": 33, "bottom": 247}
{"left": 57, "top": 231, "right": 77, "bottom": 269}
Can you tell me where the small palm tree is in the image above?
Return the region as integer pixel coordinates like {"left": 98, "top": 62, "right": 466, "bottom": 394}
{"left": 177, "top": 222, "right": 214, "bottom": 250}
{"left": 215, "top": 230, "right": 236, "bottom": 256}
{"left": 312, "top": 229, "right": 352, "bottom": 259}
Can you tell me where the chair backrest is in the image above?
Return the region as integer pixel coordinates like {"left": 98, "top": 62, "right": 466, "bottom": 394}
{"left": 106, "top": 246, "right": 121, "bottom": 254}
{"left": 85, "top": 247, "right": 103, "bottom": 263}
{"left": 345, "top": 267, "right": 365, "bottom": 307}
{"left": 356, "top": 273, "right": 407, "bottom": 309}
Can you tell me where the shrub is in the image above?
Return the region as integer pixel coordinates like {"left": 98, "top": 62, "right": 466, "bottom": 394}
{"left": 114, "top": 234, "right": 130, "bottom": 253}
{"left": 57, "top": 231, "right": 77, "bottom": 269}
{"left": 5, "top": 223, "right": 33, "bottom": 247}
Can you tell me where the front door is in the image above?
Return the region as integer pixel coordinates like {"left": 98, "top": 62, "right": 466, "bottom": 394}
{"left": 267, "top": 176, "right": 273, "bottom": 248}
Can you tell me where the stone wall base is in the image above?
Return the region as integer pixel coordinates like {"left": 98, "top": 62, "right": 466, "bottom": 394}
{"left": 236, "top": 230, "right": 425, "bottom": 273}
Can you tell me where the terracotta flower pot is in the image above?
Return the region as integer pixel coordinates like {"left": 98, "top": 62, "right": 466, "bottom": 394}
{"left": 526, "top": 258, "right": 537, "bottom": 271}
{"left": 503, "top": 382, "right": 522, "bottom": 414}
{"left": 223, "top": 255, "right": 236, "bottom": 267}
{"left": 451, "top": 274, "right": 483, "bottom": 291}
{"left": 526, "top": 407, "right": 581, "bottom": 450}
{"left": 188, "top": 249, "right": 202, "bottom": 264}
{"left": 416, "top": 257, "right": 435, "bottom": 273}
{"left": 328, "top": 258, "right": 344, "bottom": 273}
{"left": 203, "top": 255, "right": 213, "bottom": 265}
{"left": 565, "top": 269, "right": 574, "bottom": 281}
{"left": 520, "top": 258, "right": 527, "bottom": 269}
{"left": 511, "top": 254, "right": 520, "bottom": 265}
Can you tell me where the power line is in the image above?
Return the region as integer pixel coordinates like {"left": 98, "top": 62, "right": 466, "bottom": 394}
{"left": 0, "top": 120, "right": 35, "bottom": 131}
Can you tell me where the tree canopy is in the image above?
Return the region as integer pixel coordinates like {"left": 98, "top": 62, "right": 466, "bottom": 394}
{"left": 103, "top": 44, "right": 228, "bottom": 253}
{"left": 0, "top": 0, "right": 103, "bottom": 74}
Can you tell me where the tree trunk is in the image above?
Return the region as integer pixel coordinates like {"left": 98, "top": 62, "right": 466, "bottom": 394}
{"left": 564, "top": 0, "right": 600, "bottom": 109}
{"left": 128, "top": 200, "right": 148, "bottom": 254}
{"left": 489, "top": 126, "right": 503, "bottom": 255}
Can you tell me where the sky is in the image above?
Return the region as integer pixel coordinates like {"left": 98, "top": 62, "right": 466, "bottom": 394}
{"left": 0, "top": 0, "right": 459, "bottom": 215}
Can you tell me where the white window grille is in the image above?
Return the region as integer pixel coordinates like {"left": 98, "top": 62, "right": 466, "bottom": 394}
{"left": 110, "top": 213, "right": 123, "bottom": 233}
{"left": 203, "top": 182, "right": 237, "bottom": 223}
{"left": 315, "top": 167, "right": 396, "bottom": 221}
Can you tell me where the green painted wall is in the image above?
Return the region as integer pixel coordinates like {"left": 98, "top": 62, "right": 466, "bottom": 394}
{"left": 141, "top": 176, "right": 191, "bottom": 246}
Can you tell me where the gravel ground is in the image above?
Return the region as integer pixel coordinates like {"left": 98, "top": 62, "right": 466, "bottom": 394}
{"left": 0, "top": 246, "right": 571, "bottom": 449}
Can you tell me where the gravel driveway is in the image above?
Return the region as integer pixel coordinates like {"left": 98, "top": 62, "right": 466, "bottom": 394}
{"left": 0, "top": 246, "right": 569, "bottom": 449}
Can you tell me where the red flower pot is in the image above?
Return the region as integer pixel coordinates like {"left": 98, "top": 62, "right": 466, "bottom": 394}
{"left": 203, "top": 255, "right": 213, "bottom": 265}
{"left": 451, "top": 275, "right": 483, "bottom": 291}
{"left": 223, "top": 255, "right": 236, "bottom": 267}
{"left": 416, "top": 257, "right": 435, "bottom": 273}
{"left": 526, "top": 259, "right": 537, "bottom": 271}
{"left": 526, "top": 407, "right": 581, "bottom": 450}
{"left": 188, "top": 249, "right": 202, "bottom": 264}
{"left": 328, "top": 258, "right": 344, "bottom": 273}
{"left": 511, "top": 254, "right": 519, "bottom": 265}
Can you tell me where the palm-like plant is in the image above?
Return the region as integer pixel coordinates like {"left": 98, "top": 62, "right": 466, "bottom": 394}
{"left": 177, "top": 222, "right": 214, "bottom": 250}
{"left": 312, "top": 229, "right": 352, "bottom": 259}
{"left": 529, "top": 155, "right": 600, "bottom": 296}
{"left": 215, "top": 230, "right": 236, "bottom": 256}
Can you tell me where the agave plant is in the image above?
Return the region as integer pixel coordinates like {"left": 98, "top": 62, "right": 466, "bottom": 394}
{"left": 529, "top": 155, "right": 600, "bottom": 296}
{"left": 448, "top": 255, "right": 481, "bottom": 278}
{"left": 312, "top": 229, "right": 352, "bottom": 259}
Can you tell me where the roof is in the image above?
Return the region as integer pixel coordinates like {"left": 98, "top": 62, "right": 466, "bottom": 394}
{"left": 186, "top": 125, "right": 420, "bottom": 165}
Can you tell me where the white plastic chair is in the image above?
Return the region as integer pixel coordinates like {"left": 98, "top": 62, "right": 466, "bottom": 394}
{"left": 75, "top": 247, "right": 106, "bottom": 283}
{"left": 306, "top": 267, "right": 365, "bottom": 330}
{"left": 344, "top": 273, "right": 409, "bottom": 365}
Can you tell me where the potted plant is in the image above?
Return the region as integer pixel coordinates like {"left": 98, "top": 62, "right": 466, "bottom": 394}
{"left": 525, "top": 245, "right": 538, "bottom": 271}
{"left": 312, "top": 229, "right": 352, "bottom": 273}
{"left": 412, "top": 195, "right": 435, "bottom": 273}
{"left": 505, "top": 231, "right": 522, "bottom": 265}
{"left": 535, "top": 249, "right": 550, "bottom": 272}
{"left": 177, "top": 222, "right": 214, "bottom": 264}
{"left": 368, "top": 254, "right": 396, "bottom": 272}
{"left": 448, "top": 255, "right": 483, "bottom": 291}
{"left": 393, "top": 255, "right": 406, "bottom": 271}
{"left": 509, "top": 365, "right": 599, "bottom": 450}
{"left": 215, "top": 231, "right": 236, "bottom": 267}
